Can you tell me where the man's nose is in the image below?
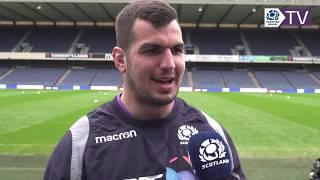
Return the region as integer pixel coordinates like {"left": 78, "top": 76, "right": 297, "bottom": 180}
{"left": 160, "top": 49, "right": 175, "bottom": 70}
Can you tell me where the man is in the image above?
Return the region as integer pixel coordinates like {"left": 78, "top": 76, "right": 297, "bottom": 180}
{"left": 310, "top": 158, "right": 320, "bottom": 180}
{"left": 43, "top": 0, "right": 246, "bottom": 180}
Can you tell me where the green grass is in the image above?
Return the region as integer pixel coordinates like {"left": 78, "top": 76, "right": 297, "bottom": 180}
{"left": 0, "top": 90, "right": 319, "bottom": 180}
{"left": 179, "top": 92, "right": 320, "bottom": 158}
{"left": 0, "top": 90, "right": 115, "bottom": 155}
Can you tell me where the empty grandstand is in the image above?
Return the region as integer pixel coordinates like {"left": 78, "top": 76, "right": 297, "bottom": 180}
{"left": 0, "top": 1, "right": 320, "bottom": 93}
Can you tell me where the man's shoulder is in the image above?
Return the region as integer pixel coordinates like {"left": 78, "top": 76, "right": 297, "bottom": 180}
{"left": 70, "top": 98, "right": 123, "bottom": 132}
{"left": 176, "top": 97, "right": 198, "bottom": 112}
{"left": 175, "top": 97, "right": 208, "bottom": 122}
{"left": 175, "top": 97, "right": 223, "bottom": 128}
{"left": 87, "top": 100, "right": 115, "bottom": 120}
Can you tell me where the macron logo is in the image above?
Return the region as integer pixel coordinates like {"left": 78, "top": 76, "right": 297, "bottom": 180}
{"left": 95, "top": 130, "right": 137, "bottom": 144}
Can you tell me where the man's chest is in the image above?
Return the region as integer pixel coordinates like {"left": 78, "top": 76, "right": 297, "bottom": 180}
{"left": 83, "top": 126, "right": 199, "bottom": 180}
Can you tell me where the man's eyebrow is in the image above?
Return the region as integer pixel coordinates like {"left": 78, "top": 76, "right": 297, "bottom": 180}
{"left": 140, "top": 42, "right": 184, "bottom": 49}
{"left": 139, "top": 43, "right": 162, "bottom": 49}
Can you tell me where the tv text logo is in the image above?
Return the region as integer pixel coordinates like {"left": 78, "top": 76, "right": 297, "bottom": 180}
{"left": 264, "top": 8, "right": 312, "bottom": 27}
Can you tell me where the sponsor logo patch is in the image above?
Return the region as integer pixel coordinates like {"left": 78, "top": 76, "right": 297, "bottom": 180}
{"left": 95, "top": 130, "right": 137, "bottom": 144}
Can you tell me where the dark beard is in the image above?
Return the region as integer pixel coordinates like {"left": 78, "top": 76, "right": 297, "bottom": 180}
{"left": 126, "top": 72, "right": 177, "bottom": 107}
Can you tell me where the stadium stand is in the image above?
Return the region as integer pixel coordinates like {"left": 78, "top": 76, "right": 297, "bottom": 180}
{"left": 1, "top": 26, "right": 320, "bottom": 57}
{"left": 281, "top": 71, "right": 320, "bottom": 89}
{"left": 187, "top": 29, "right": 242, "bottom": 55}
{"left": 58, "top": 68, "right": 98, "bottom": 86}
{"left": 220, "top": 70, "right": 256, "bottom": 88}
{"left": 181, "top": 70, "right": 190, "bottom": 87}
{"left": 313, "top": 71, "right": 320, "bottom": 79}
{"left": 24, "top": 27, "right": 78, "bottom": 53}
{"left": 192, "top": 69, "right": 224, "bottom": 89}
{"left": 0, "top": 67, "right": 65, "bottom": 86}
{"left": 1, "top": 60, "right": 318, "bottom": 91}
{"left": 77, "top": 28, "right": 115, "bottom": 53}
{"left": 243, "top": 29, "right": 299, "bottom": 56}
{"left": 0, "top": 27, "right": 320, "bottom": 89}
{"left": 0, "top": 67, "right": 9, "bottom": 76}
{"left": 0, "top": 27, "right": 29, "bottom": 52}
{"left": 253, "top": 70, "right": 294, "bottom": 89}
{"left": 295, "top": 30, "right": 320, "bottom": 56}
{"left": 91, "top": 68, "right": 122, "bottom": 86}
{"left": 0, "top": 4, "right": 319, "bottom": 92}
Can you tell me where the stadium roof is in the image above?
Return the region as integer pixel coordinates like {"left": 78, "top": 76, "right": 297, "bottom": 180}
{"left": 0, "top": 0, "right": 319, "bottom": 28}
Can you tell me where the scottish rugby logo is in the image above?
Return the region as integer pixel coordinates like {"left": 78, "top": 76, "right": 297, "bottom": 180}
{"left": 177, "top": 125, "right": 198, "bottom": 144}
{"left": 199, "top": 139, "right": 226, "bottom": 162}
{"left": 266, "top": 9, "right": 280, "bottom": 21}
{"left": 199, "top": 138, "right": 230, "bottom": 170}
{"left": 264, "top": 8, "right": 285, "bottom": 27}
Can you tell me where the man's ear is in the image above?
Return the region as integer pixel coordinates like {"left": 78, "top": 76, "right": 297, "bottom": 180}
{"left": 112, "top": 47, "right": 126, "bottom": 73}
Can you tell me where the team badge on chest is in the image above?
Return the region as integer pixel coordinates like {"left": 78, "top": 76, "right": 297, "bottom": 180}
{"left": 177, "top": 125, "right": 198, "bottom": 145}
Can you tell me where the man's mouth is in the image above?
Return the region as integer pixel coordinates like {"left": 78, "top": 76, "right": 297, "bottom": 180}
{"left": 152, "top": 78, "right": 174, "bottom": 84}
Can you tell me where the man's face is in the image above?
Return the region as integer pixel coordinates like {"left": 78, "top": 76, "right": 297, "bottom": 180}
{"left": 124, "top": 19, "right": 185, "bottom": 106}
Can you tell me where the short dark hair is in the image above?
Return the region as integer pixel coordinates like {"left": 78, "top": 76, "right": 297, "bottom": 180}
{"left": 115, "top": 0, "right": 178, "bottom": 51}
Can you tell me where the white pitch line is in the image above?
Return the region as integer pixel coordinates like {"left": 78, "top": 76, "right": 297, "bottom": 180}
{"left": 0, "top": 167, "right": 44, "bottom": 171}
{"left": 0, "top": 144, "right": 55, "bottom": 147}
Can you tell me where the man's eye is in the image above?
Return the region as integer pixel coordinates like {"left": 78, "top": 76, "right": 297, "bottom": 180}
{"left": 172, "top": 47, "right": 184, "bottom": 54}
{"left": 144, "top": 48, "right": 162, "bottom": 55}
